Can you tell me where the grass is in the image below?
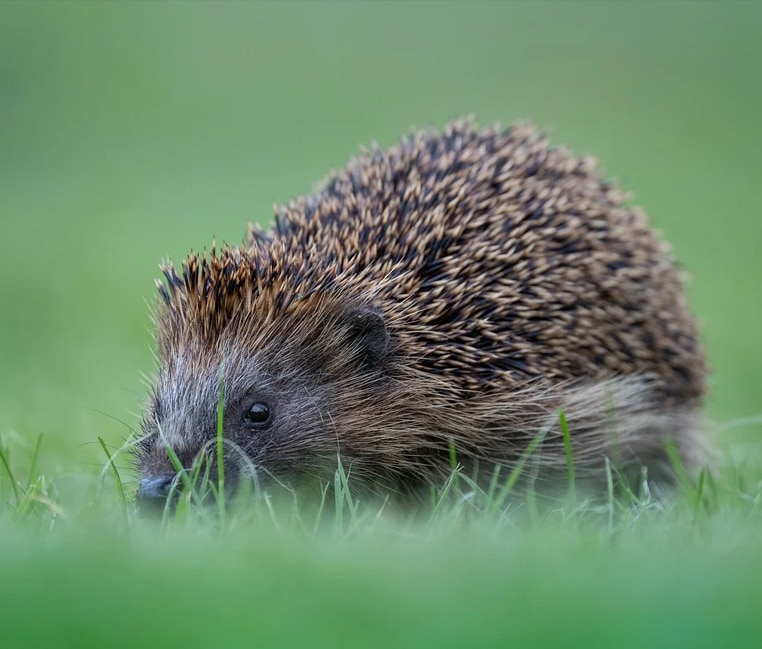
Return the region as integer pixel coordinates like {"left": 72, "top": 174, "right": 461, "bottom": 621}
{"left": 1, "top": 1, "right": 762, "bottom": 647}
{"left": 1, "top": 429, "right": 762, "bottom": 649}
{"left": 2, "top": 409, "right": 760, "bottom": 538}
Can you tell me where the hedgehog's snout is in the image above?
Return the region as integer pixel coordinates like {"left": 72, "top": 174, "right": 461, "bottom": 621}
{"left": 136, "top": 474, "right": 176, "bottom": 514}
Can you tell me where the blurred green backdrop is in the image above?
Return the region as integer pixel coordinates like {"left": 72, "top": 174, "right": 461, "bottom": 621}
{"left": 1, "top": 1, "right": 760, "bottom": 477}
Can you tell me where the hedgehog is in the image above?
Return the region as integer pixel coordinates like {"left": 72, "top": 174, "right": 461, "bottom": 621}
{"left": 135, "top": 119, "right": 707, "bottom": 507}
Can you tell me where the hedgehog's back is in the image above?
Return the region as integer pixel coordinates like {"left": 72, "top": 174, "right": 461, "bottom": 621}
{"left": 262, "top": 120, "right": 706, "bottom": 404}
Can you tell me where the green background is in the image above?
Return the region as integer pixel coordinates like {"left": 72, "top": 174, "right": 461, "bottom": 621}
{"left": 1, "top": 1, "right": 760, "bottom": 468}
{"left": 0, "top": 2, "right": 761, "bottom": 647}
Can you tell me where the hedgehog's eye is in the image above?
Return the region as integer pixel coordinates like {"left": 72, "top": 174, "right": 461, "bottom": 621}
{"left": 245, "top": 402, "right": 272, "bottom": 426}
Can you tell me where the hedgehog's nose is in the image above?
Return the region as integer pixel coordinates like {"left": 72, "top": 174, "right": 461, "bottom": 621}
{"left": 136, "top": 474, "right": 175, "bottom": 512}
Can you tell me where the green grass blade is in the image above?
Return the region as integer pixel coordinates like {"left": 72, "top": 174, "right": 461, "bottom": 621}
{"left": 605, "top": 457, "right": 615, "bottom": 535}
{"left": 98, "top": 437, "right": 128, "bottom": 524}
{"left": 311, "top": 481, "right": 330, "bottom": 537}
{"left": 0, "top": 440, "right": 20, "bottom": 506}
{"left": 333, "top": 463, "right": 344, "bottom": 537}
{"left": 491, "top": 425, "right": 549, "bottom": 514}
{"left": 335, "top": 457, "right": 357, "bottom": 522}
{"left": 693, "top": 467, "right": 707, "bottom": 524}
{"left": 217, "top": 366, "right": 227, "bottom": 525}
{"left": 448, "top": 439, "right": 460, "bottom": 495}
{"left": 26, "top": 433, "right": 44, "bottom": 487}
{"left": 664, "top": 438, "right": 696, "bottom": 498}
{"left": 558, "top": 409, "right": 576, "bottom": 504}
{"left": 161, "top": 436, "right": 204, "bottom": 512}
{"left": 426, "top": 471, "right": 459, "bottom": 531}
{"left": 485, "top": 464, "right": 503, "bottom": 503}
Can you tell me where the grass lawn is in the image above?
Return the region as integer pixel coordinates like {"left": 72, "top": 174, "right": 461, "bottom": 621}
{"left": 1, "top": 2, "right": 761, "bottom": 647}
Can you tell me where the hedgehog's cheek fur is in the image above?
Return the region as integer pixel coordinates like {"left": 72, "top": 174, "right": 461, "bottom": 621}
{"left": 136, "top": 391, "right": 332, "bottom": 501}
{"left": 133, "top": 307, "right": 392, "bottom": 506}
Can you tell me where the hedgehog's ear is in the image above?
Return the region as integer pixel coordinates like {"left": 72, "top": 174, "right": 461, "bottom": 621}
{"left": 338, "top": 308, "right": 388, "bottom": 371}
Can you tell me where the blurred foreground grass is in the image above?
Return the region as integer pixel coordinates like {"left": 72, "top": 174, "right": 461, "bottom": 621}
{"left": 2, "top": 448, "right": 762, "bottom": 649}
{"left": 0, "top": 2, "right": 761, "bottom": 647}
{"left": 1, "top": 511, "right": 761, "bottom": 649}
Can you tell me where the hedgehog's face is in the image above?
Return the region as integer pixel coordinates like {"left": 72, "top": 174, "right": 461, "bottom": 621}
{"left": 135, "top": 306, "right": 390, "bottom": 512}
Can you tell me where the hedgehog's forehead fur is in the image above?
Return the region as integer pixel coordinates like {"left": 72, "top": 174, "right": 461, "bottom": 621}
{"left": 158, "top": 245, "right": 339, "bottom": 342}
